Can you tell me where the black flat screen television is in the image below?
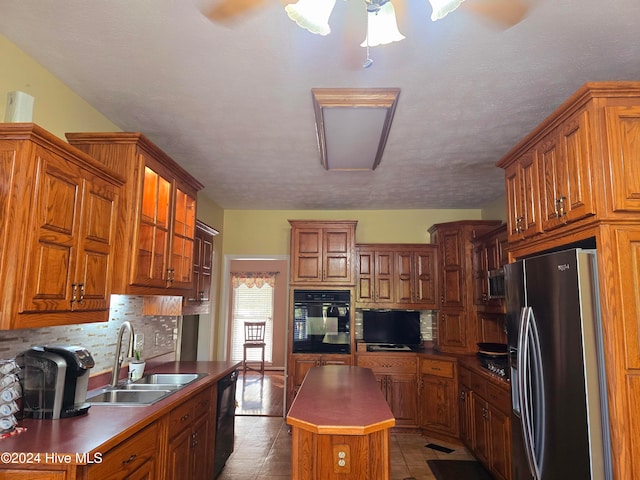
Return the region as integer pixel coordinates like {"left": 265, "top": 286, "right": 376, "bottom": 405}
{"left": 362, "top": 310, "right": 421, "bottom": 346}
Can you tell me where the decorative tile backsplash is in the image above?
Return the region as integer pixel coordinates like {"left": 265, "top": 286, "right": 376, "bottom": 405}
{"left": 0, "top": 295, "right": 178, "bottom": 375}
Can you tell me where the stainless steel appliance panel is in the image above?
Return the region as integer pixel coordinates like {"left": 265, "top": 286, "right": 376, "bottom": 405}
{"left": 505, "top": 249, "right": 611, "bottom": 480}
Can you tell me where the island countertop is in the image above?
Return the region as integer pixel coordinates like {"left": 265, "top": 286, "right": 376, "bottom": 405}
{"left": 286, "top": 365, "right": 395, "bottom": 435}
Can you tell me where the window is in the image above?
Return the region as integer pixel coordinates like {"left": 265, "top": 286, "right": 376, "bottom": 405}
{"left": 229, "top": 274, "right": 275, "bottom": 363}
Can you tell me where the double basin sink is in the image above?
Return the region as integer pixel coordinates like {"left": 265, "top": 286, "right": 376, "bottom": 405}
{"left": 87, "top": 373, "right": 208, "bottom": 406}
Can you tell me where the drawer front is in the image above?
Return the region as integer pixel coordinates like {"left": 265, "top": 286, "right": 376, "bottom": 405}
{"left": 168, "top": 397, "right": 195, "bottom": 438}
{"left": 420, "top": 358, "right": 454, "bottom": 378}
{"left": 357, "top": 355, "right": 417, "bottom": 373}
{"left": 486, "top": 381, "right": 510, "bottom": 413}
{"left": 87, "top": 422, "right": 158, "bottom": 480}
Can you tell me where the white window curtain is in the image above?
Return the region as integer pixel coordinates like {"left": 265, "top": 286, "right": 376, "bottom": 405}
{"left": 229, "top": 272, "right": 277, "bottom": 364}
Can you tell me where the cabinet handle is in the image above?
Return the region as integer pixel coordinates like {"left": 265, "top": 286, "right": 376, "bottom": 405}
{"left": 459, "top": 391, "right": 466, "bottom": 401}
{"left": 78, "top": 283, "right": 85, "bottom": 304}
{"left": 122, "top": 453, "right": 137, "bottom": 465}
{"left": 191, "top": 431, "right": 198, "bottom": 447}
{"left": 557, "top": 196, "right": 567, "bottom": 219}
{"left": 199, "top": 291, "right": 205, "bottom": 302}
{"left": 167, "top": 268, "right": 175, "bottom": 286}
{"left": 180, "top": 413, "right": 190, "bottom": 422}
{"left": 71, "top": 283, "right": 78, "bottom": 305}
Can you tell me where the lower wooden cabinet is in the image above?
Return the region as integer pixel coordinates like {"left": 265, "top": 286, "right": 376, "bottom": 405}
{"left": 287, "top": 354, "right": 352, "bottom": 410}
{"left": 85, "top": 422, "right": 159, "bottom": 480}
{"left": 356, "top": 354, "right": 419, "bottom": 428}
{"left": 419, "top": 357, "right": 459, "bottom": 440}
{"left": 458, "top": 365, "right": 511, "bottom": 480}
{"left": 166, "top": 387, "right": 216, "bottom": 480}
{"left": 0, "top": 469, "right": 69, "bottom": 480}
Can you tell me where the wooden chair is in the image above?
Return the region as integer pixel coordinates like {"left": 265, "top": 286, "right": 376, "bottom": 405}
{"left": 243, "top": 321, "right": 266, "bottom": 375}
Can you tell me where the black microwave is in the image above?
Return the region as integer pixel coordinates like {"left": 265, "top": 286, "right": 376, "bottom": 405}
{"left": 487, "top": 268, "right": 505, "bottom": 299}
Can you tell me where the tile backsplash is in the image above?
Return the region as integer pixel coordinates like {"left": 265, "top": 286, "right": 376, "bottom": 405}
{"left": 0, "top": 295, "right": 178, "bottom": 375}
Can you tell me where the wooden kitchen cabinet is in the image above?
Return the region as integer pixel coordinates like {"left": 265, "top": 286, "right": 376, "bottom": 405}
{"left": 497, "top": 83, "right": 640, "bottom": 478}
{"left": 66, "top": 132, "right": 203, "bottom": 295}
{"left": 356, "top": 354, "right": 419, "bottom": 428}
{"left": 166, "top": 386, "right": 216, "bottom": 480}
{"left": 0, "top": 123, "right": 122, "bottom": 330}
{"left": 429, "top": 221, "right": 501, "bottom": 354}
{"left": 85, "top": 422, "right": 160, "bottom": 480}
{"left": 503, "top": 150, "right": 543, "bottom": 243}
{"left": 355, "top": 244, "right": 438, "bottom": 308}
{"left": 183, "top": 220, "right": 218, "bottom": 315}
{"left": 288, "top": 220, "right": 357, "bottom": 285}
{"left": 419, "top": 357, "right": 458, "bottom": 441}
{"left": 472, "top": 225, "right": 507, "bottom": 307}
{"left": 287, "top": 354, "right": 352, "bottom": 410}
{"left": 458, "top": 364, "right": 511, "bottom": 480}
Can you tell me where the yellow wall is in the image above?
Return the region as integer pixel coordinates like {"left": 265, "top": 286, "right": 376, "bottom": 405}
{"left": 221, "top": 208, "right": 498, "bottom": 256}
{"left": 0, "top": 35, "right": 119, "bottom": 137}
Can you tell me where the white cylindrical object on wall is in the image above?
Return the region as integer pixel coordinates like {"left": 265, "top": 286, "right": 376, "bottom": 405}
{"left": 4, "top": 91, "right": 35, "bottom": 122}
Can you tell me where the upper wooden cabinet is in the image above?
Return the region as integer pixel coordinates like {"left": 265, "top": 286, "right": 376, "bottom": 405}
{"left": 66, "top": 132, "right": 203, "bottom": 295}
{"left": 472, "top": 224, "right": 508, "bottom": 313}
{"left": 0, "top": 123, "right": 123, "bottom": 330}
{"left": 183, "top": 220, "right": 218, "bottom": 315}
{"left": 428, "top": 221, "right": 501, "bottom": 354}
{"left": 355, "top": 244, "right": 438, "bottom": 309}
{"left": 288, "top": 220, "right": 357, "bottom": 285}
{"left": 498, "top": 82, "right": 640, "bottom": 245}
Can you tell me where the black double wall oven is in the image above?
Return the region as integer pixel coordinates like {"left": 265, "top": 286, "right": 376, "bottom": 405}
{"left": 292, "top": 290, "right": 351, "bottom": 354}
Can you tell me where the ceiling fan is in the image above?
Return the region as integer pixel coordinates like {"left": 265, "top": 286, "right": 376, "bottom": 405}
{"left": 203, "top": 0, "right": 534, "bottom": 28}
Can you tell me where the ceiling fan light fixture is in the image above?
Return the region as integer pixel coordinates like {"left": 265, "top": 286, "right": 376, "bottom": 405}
{"left": 360, "top": 1, "right": 405, "bottom": 48}
{"left": 285, "top": 0, "right": 337, "bottom": 36}
{"left": 428, "top": 0, "right": 466, "bottom": 21}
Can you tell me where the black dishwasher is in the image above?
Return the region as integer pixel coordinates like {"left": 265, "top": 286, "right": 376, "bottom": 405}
{"left": 214, "top": 369, "right": 238, "bottom": 478}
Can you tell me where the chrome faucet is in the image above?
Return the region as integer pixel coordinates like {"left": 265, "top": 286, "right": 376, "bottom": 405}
{"left": 111, "top": 321, "right": 135, "bottom": 387}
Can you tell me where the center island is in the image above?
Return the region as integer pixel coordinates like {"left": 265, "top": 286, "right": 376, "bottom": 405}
{"left": 286, "top": 365, "right": 396, "bottom": 479}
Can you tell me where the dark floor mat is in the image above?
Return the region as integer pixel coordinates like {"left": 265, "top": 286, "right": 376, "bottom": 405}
{"left": 427, "top": 460, "right": 494, "bottom": 480}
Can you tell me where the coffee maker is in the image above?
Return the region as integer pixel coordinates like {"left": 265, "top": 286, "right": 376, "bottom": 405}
{"left": 19, "top": 345, "right": 95, "bottom": 419}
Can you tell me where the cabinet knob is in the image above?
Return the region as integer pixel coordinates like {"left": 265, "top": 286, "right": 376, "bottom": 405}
{"left": 78, "top": 283, "right": 85, "bottom": 304}
{"left": 122, "top": 454, "right": 137, "bottom": 465}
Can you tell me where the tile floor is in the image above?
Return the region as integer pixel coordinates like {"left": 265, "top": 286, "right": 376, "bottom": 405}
{"left": 217, "top": 416, "right": 477, "bottom": 479}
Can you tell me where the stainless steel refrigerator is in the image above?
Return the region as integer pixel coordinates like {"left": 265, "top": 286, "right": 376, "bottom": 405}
{"left": 505, "top": 249, "right": 612, "bottom": 480}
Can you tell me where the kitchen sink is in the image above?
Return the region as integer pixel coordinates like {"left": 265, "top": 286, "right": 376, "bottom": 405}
{"left": 87, "top": 388, "right": 174, "bottom": 406}
{"left": 87, "top": 373, "right": 207, "bottom": 406}
{"left": 135, "top": 373, "right": 207, "bottom": 385}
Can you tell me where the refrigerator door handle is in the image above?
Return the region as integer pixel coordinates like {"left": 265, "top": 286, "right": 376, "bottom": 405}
{"left": 518, "top": 306, "right": 545, "bottom": 480}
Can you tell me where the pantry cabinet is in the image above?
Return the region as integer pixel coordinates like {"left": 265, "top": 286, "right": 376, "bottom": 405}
{"left": 0, "top": 123, "right": 122, "bottom": 330}
{"left": 428, "top": 221, "right": 501, "bottom": 354}
{"left": 356, "top": 354, "right": 419, "bottom": 428}
{"left": 66, "top": 132, "right": 203, "bottom": 295}
{"left": 288, "top": 220, "right": 357, "bottom": 285}
{"left": 355, "top": 244, "right": 438, "bottom": 309}
{"left": 497, "top": 82, "right": 640, "bottom": 479}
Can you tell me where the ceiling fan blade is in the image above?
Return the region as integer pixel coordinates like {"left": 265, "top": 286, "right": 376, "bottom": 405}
{"left": 462, "top": 0, "right": 530, "bottom": 27}
{"left": 204, "top": 0, "right": 275, "bottom": 23}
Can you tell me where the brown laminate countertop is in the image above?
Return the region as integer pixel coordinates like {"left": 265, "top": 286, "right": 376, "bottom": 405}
{"left": 0, "top": 361, "right": 240, "bottom": 462}
{"left": 286, "top": 365, "right": 395, "bottom": 435}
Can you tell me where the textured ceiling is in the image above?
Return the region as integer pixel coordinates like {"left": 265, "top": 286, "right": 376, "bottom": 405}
{"left": 1, "top": 0, "right": 640, "bottom": 210}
